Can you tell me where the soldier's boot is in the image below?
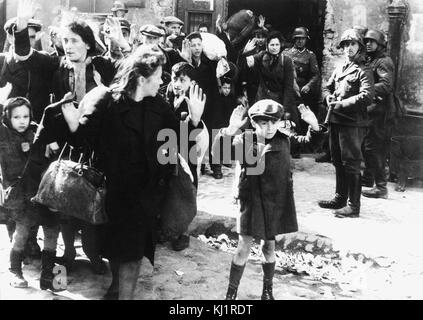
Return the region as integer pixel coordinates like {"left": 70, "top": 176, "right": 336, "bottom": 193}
{"left": 318, "top": 167, "right": 348, "bottom": 209}
{"left": 335, "top": 174, "right": 361, "bottom": 218}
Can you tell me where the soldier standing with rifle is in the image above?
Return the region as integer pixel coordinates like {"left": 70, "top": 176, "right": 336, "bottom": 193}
{"left": 361, "top": 30, "right": 396, "bottom": 199}
{"left": 318, "top": 29, "right": 374, "bottom": 218}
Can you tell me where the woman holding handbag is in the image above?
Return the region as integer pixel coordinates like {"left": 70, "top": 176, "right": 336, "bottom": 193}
{"left": 61, "top": 44, "right": 206, "bottom": 300}
{"left": 12, "top": 0, "right": 129, "bottom": 277}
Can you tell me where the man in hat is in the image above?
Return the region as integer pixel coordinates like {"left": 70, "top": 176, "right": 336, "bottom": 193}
{"left": 361, "top": 29, "right": 395, "bottom": 199}
{"left": 162, "top": 16, "right": 185, "bottom": 50}
{"left": 138, "top": 24, "right": 185, "bottom": 98}
{"left": 139, "top": 24, "right": 165, "bottom": 46}
{"left": 111, "top": 1, "right": 128, "bottom": 19}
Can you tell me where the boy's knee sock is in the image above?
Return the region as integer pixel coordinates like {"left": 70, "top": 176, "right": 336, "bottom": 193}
{"left": 228, "top": 261, "right": 246, "bottom": 290}
{"left": 262, "top": 262, "right": 275, "bottom": 284}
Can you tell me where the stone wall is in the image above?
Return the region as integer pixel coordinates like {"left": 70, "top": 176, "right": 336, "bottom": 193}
{"left": 399, "top": 0, "right": 423, "bottom": 113}
{"left": 321, "top": 0, "right": 390, "bottom": 81}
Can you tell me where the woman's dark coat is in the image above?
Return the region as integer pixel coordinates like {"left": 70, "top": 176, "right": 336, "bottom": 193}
{"left": 70, "top": 87, "right": 201, "bottom": 264}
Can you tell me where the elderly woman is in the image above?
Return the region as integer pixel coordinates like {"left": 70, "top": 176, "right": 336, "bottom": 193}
{"left": 245, "top": 31, "right": 298, "bottom": 126}
{"left": 318, "top": 29, "right": 374, "bottom": 218}
{"left": 60, "top": 45, "right": 205, "bottom": 300}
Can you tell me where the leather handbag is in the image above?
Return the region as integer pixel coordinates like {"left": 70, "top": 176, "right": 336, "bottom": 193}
{"left": 31, "top": 144, "right": 107, "bottom": 225}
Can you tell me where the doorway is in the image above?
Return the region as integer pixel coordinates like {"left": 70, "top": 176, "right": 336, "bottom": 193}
{"left": 227, "top": 0, "right": 327, "bottom": 67}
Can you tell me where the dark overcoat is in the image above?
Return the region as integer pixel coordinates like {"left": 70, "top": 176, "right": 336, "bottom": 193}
{"left": 71, "top": 87, "right": 201, "bottom": 264}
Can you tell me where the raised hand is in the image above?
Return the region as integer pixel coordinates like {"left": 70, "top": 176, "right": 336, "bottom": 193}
{"left": 301, "top": 85, "right": 311, "bottom": 95}
{"left": 258, "top": 15, "right": 266, "bottom": 29}
{"left": 129, "top": 24, "right": 139, "bottom": 46}
{"left": 0, "top": 83, "right": 12, "bottom": 104}
{"left": 61, "top": 92, "right": 80, "bottom": 133}
{"left": 227, "top": 105, "right": 248, "bottom": 135}
{"left": 178, "top": 39, "right": 192, "bottom": 63}
{"left": 298, "top": 104, "right": 319, "bottom": 131}
{"left": 243, "top": 38, "right": 257, "bottom": 54}
{"left": 186, "top": 84, "right": 206, "bottom": 126}
{"left": 103, "top": 17, "right": 130, "bottom": 51}
{"left": 216, "top": 14, "right": 222, "bottom": 33}
{"left": 17, "top": 0, "right": 40, "bottom": 31}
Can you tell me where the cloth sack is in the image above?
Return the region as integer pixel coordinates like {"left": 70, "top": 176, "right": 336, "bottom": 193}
{"left": 160, "top": 154, "right": 197, "bottom": 237}
{"left": 201, "top": 32, "right": 227, "bottom": 61}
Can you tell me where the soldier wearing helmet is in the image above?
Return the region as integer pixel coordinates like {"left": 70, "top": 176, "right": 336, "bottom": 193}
{"left": 361, "top": 29, "right": 395, "bottom": 199}
{"left": 111, "top": 1, "right": 128, "bottom": 19}
{"left": 318, "top": 28, "right": 374, "bottom": 218}
{"left": 283, "top": 27, "right": 320, "bottom": 131}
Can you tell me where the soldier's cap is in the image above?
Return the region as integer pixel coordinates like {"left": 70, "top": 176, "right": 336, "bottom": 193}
{"left": 338, "top": 28, "right": 364, "bottom": 49}
{"left": 292, "top": 27, "right": 310, "bottom": 40}
{"left": 161, "top": 16, "right": 184, "bottom": 26}
{"left": 111, "top": 1, "right": 128, "bottom": 12}
{"left": 248, "top": 100, "right": 284, "bottom": 121}
{"left": 4, "top": 17, "right": 42, "bottom": 34}
{"left": 140, "top": 24, "right": 165, "bottom": 38}
{"left": 118, "top": 18, "right": 130, "bottom": 31}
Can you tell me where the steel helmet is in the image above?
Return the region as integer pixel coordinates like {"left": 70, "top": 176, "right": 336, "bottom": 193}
{"left": 292, "top": 27, "right": 310, "bottom": 40}
{"left": 111, "top": 1, "right": 128, "bottom": 13}
{"left": 338, "top": 29, "right": 364, "bottom": 48}
{"left": 364, "top": 29, "right": 387, "bottom": 47}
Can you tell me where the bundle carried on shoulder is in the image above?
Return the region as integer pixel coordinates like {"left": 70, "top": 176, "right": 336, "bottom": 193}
{"left": 223, "top": 10, "right": 256, "bottom": 46}
{"left": 31, "top": 144, "right": 107, "bottom": 225}
{"left": 201, "top": 32, "right": 227, "bottom": 61}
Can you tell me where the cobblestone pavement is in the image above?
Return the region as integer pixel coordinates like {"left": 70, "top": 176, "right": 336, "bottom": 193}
{"left": 0, "top": 157, "right": 422, "bottom": 300}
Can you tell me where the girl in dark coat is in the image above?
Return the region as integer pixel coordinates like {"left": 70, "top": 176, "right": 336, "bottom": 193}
{"left": 0, "top": 97, "right": 59, "bottom": 289}
{"left": 61, "top": 45, "right": 206, "bottom": 300}
{"left": 213, "top": 100, "right": 324, "bottom": 300}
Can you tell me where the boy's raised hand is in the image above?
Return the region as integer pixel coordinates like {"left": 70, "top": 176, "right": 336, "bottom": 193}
{"left": 298, "top": 104, "right": 319, "bottom": 131}
{"left": 186, "top": 84, "right": 206, "bottom": 127}
{"left": 179, "top": 39, "right": 192, "bottom": 63}
{"left": 227, "top": 105, "right": 248, "bottom": 135}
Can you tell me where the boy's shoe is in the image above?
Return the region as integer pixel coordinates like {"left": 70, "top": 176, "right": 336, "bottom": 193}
{"left": 225, "top": 287, "right": 237, "bottom": 300}
{"left": 10, "top": 271, "right": 28, "bottom": 288}
{"left": 9, "top": 250, "right": 28, "bottom": 288}
{"left": 171, "top": 235, "right": 190, "bottom": 251}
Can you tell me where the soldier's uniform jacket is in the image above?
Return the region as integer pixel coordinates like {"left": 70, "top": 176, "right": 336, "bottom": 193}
{"left": 283, "top": 47, "right": 320, "bottom": 92}
{"left": 365, "top": 50, "right": 396, "bottom": 116}
{"left": 322, "top": 57, "right": 374, "bottom": 127}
